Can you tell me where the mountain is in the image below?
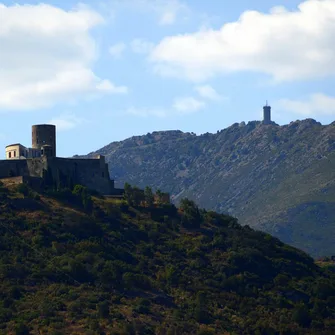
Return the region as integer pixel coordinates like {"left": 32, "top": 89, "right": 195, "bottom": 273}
{"left": 0, "top": 181, "right": 335, "bottom": 334}
{"left": 82, "top": 119, "right": 335, "bottom": 258}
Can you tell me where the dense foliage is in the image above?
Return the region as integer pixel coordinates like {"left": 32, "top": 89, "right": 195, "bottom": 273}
{"left": 0, "top": 182, "right": 335, "bottom": 334}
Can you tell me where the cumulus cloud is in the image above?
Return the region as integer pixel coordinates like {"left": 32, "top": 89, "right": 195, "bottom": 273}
{"left": 48, "top": 113, "right": 87, "bottom": 131}
{"left": 173, "top": 97, "right": 206, "bottom": 113}
{"left": 278, "top": 93, "right": 335, "bottom": 116}
{"left": 131, "top": 39, "right": 154, "bottom": 54}
{"left": 149, "top": 0, "right": 335, "bottom": 82}
{"left": 0, "top": 3, "right": 127, "bottom": 111}
{"left": 109, "top": 42, "right": 126, "bottom": 59}
{"left": 195, "top": 85, "right": 224, "bottom": 101}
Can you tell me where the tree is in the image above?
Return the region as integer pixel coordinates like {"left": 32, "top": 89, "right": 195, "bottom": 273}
{"left": 132, "top": 187, "right": 144, "bottom": 207}
{"left": 293, "top": 304, "right": 311, "bottom": 327}
{"left": 194, "top": 291, "right": 210, "bottom": 324}
{"left": 179, "top": 198, "right": 202, "bottom": 228}
{"left": 124, "top": 183, "right": 144, "bottom": 207}
{"left": 124, "top": 183, "right": 133, "bottom": 205}
{"left": 144, "top": 186, "right": 154, "bottom": 207}
{"left": 155, "top": 189, "right": 163, "bottom": 205}
{"left": 72, "top": 184, "right": 93, "bottom": 211}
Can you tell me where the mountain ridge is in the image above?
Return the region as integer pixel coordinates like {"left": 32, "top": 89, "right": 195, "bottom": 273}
{"left": 81, "top": 118, "right": 335, "bottom": 257}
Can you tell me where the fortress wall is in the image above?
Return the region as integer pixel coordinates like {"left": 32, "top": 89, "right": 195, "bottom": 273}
{"left": 0, "top": 158, "right": 48, "bottom": 179}
{"left": 0, "top": 156, "right": 115, "bottom": 195}
{"left": 46, "top": 157, "right": 114, "bottom": 194}
{"left": 0, "top": 160, "right": 29, "bottom": 178}
{"left": 26, "top": 158, "right": 47, "bottom": 177}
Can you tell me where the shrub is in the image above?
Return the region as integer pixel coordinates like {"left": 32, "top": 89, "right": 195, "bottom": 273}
{"left": 67, "top": 301, "right": 82, "bottom": 317}
{"left": 32, "top": 193, "right": 40, "bottom": 200}
{"left": 97, "top": 301, "right": 109, "bottom": 318}
{"left": 197, "top": 330, "right": 215, "bottom": 335}
{"left": 134, "top": 298, "right": 151, "bottom": 314}
{"left": 15, "top": 324, "right": 30, "bottom": 335}
{"left": 292, "top": 304, "right": 312, "bottom": 328}
{"left": 119, "top": 201, "right": 129, "bottom": 212}
{"left": 122, "top": 273, "right": 152, "bottom": 290}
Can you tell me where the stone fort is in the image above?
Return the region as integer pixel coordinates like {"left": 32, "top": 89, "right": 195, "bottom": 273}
{"left": 0, "top": 124, "right": 116, "bottom": 195}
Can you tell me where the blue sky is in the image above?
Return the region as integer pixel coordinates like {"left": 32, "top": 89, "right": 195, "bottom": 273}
{"left": 1, "top": 0, "right": 335, "bottom": 158}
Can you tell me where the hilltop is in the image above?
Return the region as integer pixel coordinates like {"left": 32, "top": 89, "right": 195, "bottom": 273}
{"left": 82, "top": 119, "right": 335, "bottom": 258}
{"left": 0, "top": 181, "right": 335, "bottom": 334}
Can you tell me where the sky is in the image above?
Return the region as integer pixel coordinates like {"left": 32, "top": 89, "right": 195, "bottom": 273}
{"left": 1, "top": 0, "right": 335, "bottom": 158}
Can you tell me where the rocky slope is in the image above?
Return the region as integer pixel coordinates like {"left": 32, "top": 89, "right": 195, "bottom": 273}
{"left": 82, "top": 119, "right": 335, "bottom": 257}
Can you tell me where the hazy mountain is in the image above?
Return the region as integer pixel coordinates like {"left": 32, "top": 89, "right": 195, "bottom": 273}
{"left": 82, "top": 119, "right": 335, "bottom": 257}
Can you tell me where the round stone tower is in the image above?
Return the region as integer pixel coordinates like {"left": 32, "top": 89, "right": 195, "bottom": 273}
{"left": 32, "top": 124, "right": 56, "bottom": 157}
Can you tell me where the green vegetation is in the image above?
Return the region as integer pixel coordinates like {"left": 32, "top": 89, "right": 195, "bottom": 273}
{"left": 0, "top": 182, "right": 334, "bottom": 334}
{"left": 124, "top": 183, "right": 170, "bottom": 207}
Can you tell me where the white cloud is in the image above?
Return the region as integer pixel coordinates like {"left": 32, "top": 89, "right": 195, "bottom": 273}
{"left": 195, "top": 85, "right": 224, "bottom": 101}
{"left": 123, "top": 95, "right": 206, "bottom": 118}
{"left": 173, "top": 97, "right": 206, "bottom": 113}
{"left": 96, "top": 80, "right": 128, "bottom": 94}
{"left": 159, "top": 11, "right": 176, "bottom": 25}
{"left": 48, "top": 113, "right": 87, "bottom": 131}
{"left": 0, "top": 3, "right": 127, "bottom": 111}
{"left": 131, "top": 39, "right": 154, "bottom": 54}
{"left": 110, "top": 0, "right": 189, "bottom": 25}
{"left": 125, "top": 107, "right": 167, "bottom": 118}
{"left": 278, "top": 93, "right": 335, "bottom": 116}
{"left": 109, "top": 42, "right": 126, "bottom": 59}
{"left": 155, "top": 0, "right": 190, "bottom": 25}
{"left": 149, "top": 0, "right": 335, "bottom": 82}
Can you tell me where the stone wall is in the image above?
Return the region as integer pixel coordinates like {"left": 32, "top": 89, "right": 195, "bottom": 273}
{"left": 45, "top": 156, "right": 114, "bottom": 195}
{"left": 0, "top": 158, "right": 48, "bottom": 179}
{"left": 0, "top": 159, "right": 29, "bottom": 178}
{"left": 0, "top": 156, "right": 115, "bottom": 195}
{"left": 27, "top": 158, "right": 47, "bottom": 177}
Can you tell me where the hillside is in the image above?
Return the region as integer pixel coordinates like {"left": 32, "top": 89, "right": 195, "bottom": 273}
{"left": 82, "top": 119, "right": 335, "bottom": 258}
{"left": 0, "top": 182, "right": 335, "bottom": 334}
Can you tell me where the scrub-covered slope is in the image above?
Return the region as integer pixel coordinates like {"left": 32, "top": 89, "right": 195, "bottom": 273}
{"left": 0, "top": 182, "right": 335, "bottom": 334}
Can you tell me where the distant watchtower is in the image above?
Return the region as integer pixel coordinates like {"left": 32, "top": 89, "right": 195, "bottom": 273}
{"left": 263, "top": 101, "right": 271, "bottom": 125}
{"left": 32, "top": 124, "right": 56, "bottom": 157}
